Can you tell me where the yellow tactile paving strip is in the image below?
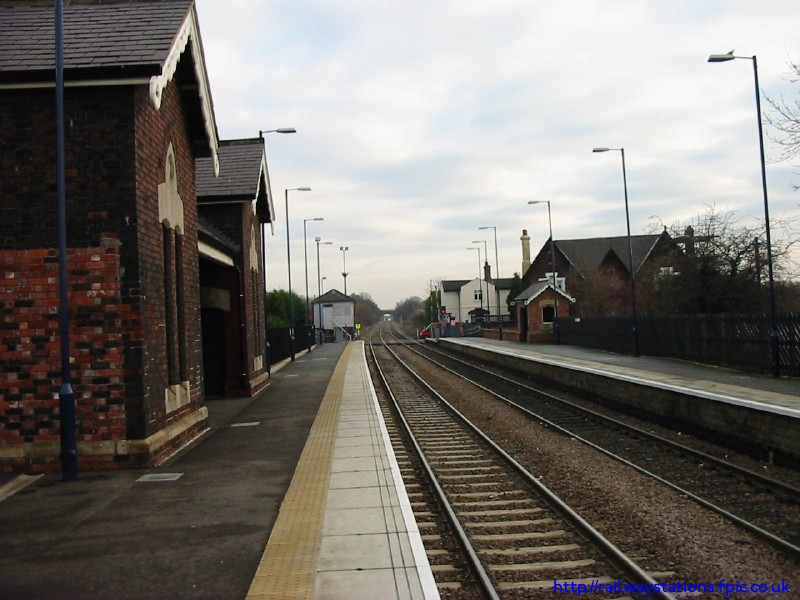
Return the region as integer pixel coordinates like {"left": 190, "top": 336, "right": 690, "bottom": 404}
{"left": 246, "top": 343, "right": 353, "bottom": 600}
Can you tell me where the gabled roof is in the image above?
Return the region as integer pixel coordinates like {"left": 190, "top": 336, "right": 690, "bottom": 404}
{"left": 0, "top": 0, "right": 219, "bottom": 173}
{"left": 554, "top": 234, "right": 666, "bottom": 277}
{"left": 196, "top": 138, "right": 276, "bottom": 227}
{"left": 441, "top": 277, "right": 515, "bottom": 292}
{"left": 312, "top": 289, "right": 355, "bottom": 305}
{"left": 511, "top": 281, "right": 575, "bottom": 306}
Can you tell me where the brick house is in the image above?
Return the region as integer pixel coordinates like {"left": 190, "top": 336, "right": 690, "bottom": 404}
{"left": 519, "top": 229, "right": 677, "bottom": 317}
{"left": 196, "top": 138, "right": 274, "bottom": 397}
{"left": 0, "top": 1, "right": 222, "bottom": 471}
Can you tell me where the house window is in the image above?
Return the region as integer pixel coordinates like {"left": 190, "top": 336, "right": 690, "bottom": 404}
{"left": 542, "top": 305, "right": 555, "bottom": 324}
{"left": 473, "top": 289, "right": 482, "bottom": 301}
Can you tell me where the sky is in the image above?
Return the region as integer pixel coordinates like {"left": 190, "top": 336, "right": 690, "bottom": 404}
{"left": 194, "top": 0, "right": 800, "bottom": 310}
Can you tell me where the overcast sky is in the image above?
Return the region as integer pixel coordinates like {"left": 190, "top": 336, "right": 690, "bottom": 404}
{"left": 195, "top": 0, "right": 800, "bottom": 309}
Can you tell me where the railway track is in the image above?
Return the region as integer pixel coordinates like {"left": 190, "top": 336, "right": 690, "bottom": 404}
{"left": 368, "top": 325, "right": 676, "bottom": 599}
{"left": 386, "top": 324, "right": 800, "bottom": 561}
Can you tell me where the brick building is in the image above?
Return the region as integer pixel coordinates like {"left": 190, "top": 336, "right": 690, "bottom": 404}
{"left": 0, "top": 1, "right": 232, "bottom": 472}
{"left": 196, "top": 138, "right": 274, "bottom": 398}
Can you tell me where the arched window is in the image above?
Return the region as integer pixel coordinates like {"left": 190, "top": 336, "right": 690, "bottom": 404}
{"left": 158, "top": 144, "right": 189, "bottom": 412}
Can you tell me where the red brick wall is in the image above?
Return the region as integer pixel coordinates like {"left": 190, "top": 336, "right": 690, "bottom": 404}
{"left": 0, "top": 78, "right": 208, "bottom": 471}
{"left": 0, "top": 242, "right": 127, "bottom": 471}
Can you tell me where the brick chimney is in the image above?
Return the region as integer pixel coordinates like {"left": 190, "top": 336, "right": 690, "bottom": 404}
{"left": 521, "top": 229, "right": 531, "bottom": 273}
{"left": 483, "top": 261, "right": 492, "bottom": 283}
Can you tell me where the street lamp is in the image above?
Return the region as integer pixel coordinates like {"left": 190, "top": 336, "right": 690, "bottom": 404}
{"left": 708, "top": 50, "right": 780, "bottom": 378}
{"left": 304, "top": 217, "right": 324, "bottom": 349}
{"left": 593, "top": 147, "right": 640, "bottom": 356}
{"left": 478, "top": 226, "right": 500, "bottom": 321}
{"left": 315, "top": 237, "right": 332, "bottom": 343}
{"left": 472, "top": 239, "right": 490, "bottom": 319}
{"left": 259, "top": 126, "right": 296, "bottom": 374}
{"left": 467, "top": 246, "right": 484, "bottom": 317}
{"left": 285, "top": 186, "right": 311, "bottom": 361}
{"left": 340, "top": 246, "right": 349, "bottom": 295}
{"left": 528, "top": 201, "right": 559, "bottom": 342}
{"left": 259, "top": 127, "right": 297, "bottom": 137}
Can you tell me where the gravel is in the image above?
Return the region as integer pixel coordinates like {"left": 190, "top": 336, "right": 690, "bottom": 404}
{"left": 400, "top": 347, "right": 799, "bottom": 600}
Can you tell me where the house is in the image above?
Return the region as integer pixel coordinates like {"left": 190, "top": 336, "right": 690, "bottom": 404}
{"left": 0, "top": 1, "right": 228, "bottom": 471}
{"left": 196, "top": 138, "right": 275, "bottom": 398}
{"left": 520, "top": 229, "right": 677, "bottom": 317}
{"left": 439, "top": 264, "right": 515, "bottom": 323}
{"left": 312, "top": 289, "right": 356, "bottom": 342}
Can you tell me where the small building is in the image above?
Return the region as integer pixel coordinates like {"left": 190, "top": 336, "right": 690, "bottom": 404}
{"left": 511, "top": 281, "right": 576, "bottom": 343}
{"left": 312, "top": 290, "right": 356, "bottom": 342}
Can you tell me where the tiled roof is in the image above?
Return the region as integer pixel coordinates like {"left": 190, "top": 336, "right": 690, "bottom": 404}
{"left": 312, "top": 290, "right": 355, "bottom": 304}
{"left": 0, "top": 1, "right": 193, "bottom": 79}
{"left": 196, "top": 139, "right": 265, "bottom": 199}
{"left": 555, "top": 234, "right": 664, "bottom": 276}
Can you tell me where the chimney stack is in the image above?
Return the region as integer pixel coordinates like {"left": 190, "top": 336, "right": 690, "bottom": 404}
{"left": 521, "top": 229, "right": 531, "bottom": 274}
{"left": 483, "top": 261, "right": 492, "bottom": 283}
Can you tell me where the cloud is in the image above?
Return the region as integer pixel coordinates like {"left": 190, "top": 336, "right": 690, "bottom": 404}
{"left": 196, "top": 0, "right": 800, "bottom": 308}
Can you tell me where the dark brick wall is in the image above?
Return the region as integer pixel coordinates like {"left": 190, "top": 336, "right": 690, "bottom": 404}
{"left": 0, "top": 78, "right": 206, "bottom": 471}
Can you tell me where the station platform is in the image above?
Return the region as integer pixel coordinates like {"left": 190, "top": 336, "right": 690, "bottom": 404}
{"left": 438, "top": 337, "right": 800, "bottom": 414}
{"left": 437, "top": 336, "right": 800, "bottom": 465}
{"left": 0, "top": 341, "right": 438, "bottom": 600}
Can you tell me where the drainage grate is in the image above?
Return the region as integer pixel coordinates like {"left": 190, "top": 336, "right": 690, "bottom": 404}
{"left": 136, "top": 473, "right": 183, "bottom": 482}
{"left": 230, "top": 421, "right": 261, "bottom": 428}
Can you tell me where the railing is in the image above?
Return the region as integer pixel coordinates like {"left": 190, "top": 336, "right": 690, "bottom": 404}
{"left": 267, "top": 325, "right": 315, "bottom": 366}
{"left": 553, "top": 314, "right": 800, "bottom": 376}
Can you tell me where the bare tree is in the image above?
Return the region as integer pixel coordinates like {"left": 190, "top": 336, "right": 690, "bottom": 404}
{"left": 765, "top": 58, "right": 800, "bottom": 190}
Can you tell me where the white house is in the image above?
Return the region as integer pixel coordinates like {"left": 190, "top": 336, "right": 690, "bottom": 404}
{"left": 439, "top": 275, "right": 515, "bottom": 323}
{"left": 312, "top": 289, "right": 355, "bottom": 342}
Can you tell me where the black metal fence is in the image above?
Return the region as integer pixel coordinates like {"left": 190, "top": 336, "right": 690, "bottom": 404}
{"left": 554, "top": 313, "right": 800, "bottom": 377}
{"left": 267, "top": 325, "right": 315, "bottom": 366}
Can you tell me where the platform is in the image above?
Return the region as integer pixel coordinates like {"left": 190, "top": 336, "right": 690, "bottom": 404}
{"left": 0, "top": 341, "right": 438, "bottom": 600}
{"left": 437, "top": 337, "right": 800, "bottom": 465}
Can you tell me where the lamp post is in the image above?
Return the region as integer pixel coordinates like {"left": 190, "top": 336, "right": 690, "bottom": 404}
{"left": 55, "top": 1, "right": 77, "bottom": 481}
{"left": 340, "top": 246, "right": 349, "bottom": 295}
{"left": 259, "top": 126, "right": 296, "bottom": 374}
{"left": 304, "top": 217, "right": 324, "bottom": 350}
{"left": 471, "top": 239, "right": 490, "bottom": 319}
{"left": 708, "top": 50, "right": 780, "bottom": 378}
{"left": 478, "top": 226, "right": 500, "bottom": 319}
{"left": 593, "top": 147, "right": 640, "bottom": 356}
{"left": 285, "top": 187, "right": 311, "bottom": 361}
{"left": 315, "top": 237, "right": 332, "bottom": 343}
{"left": 528, "top": 201, "right": 559, "bottom": 342}
{"left": 467, "top": 246, "right": 483, "bottom": 318}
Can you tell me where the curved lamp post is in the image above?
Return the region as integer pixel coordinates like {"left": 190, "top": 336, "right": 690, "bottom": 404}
{"left": 285, "top": 186, "right": 311, "bottom": 360}
{"left": 708, "top": 50, "right": 780, "bottom": 378}
{"left": 478, "top": 226, "right": 501, "bottom": 323}
{"left": 259, "top": 127, "right": 297, "bottom": 374}
{"left": 467, "top": 246, "right": 484, "bottom": 318}
{"left": 528, "top": 200, "right": 559, "bottom": 342}
{"left": 593, "top": 147, "right": 640, "bottom": 356}
{"left": 315, "top": 237, "right": 332, "bottom": 343}
{"left": 303, "top": 217, "right": 323, "bottom": 350}
{"left": 471, "top": 239, "right": 491, "bottom": 319}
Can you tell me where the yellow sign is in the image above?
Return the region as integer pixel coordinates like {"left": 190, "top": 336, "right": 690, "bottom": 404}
{"left": 355, "top": 323, "right": 361, "bottom": 330}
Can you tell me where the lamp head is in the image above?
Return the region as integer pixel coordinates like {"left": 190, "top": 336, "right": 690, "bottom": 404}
{"left": 259, "top": 127, "right": 297, "bottom": 137}
{"left": 297, "top": 187, "right": 311, "bottom": 191}
{"left": 528, "top": 200, "right": 548, "bottom": 205}
{"left": 315, "top": 236, "right": 321, "bottom": 242}
{"left": 708, "top": 50, "right": 735, "bottom": 63}
{"left": 592, "top": 147, "right": 610, "bottom": 153}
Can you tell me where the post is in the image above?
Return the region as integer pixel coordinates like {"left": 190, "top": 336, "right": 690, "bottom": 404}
{"left": 56, "top": 0, "right": 77, "bottom": 481}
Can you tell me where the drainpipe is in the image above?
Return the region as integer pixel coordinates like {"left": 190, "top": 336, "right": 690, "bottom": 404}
{"left": 236, "top": 266, "right": 249, "bottom": 392}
